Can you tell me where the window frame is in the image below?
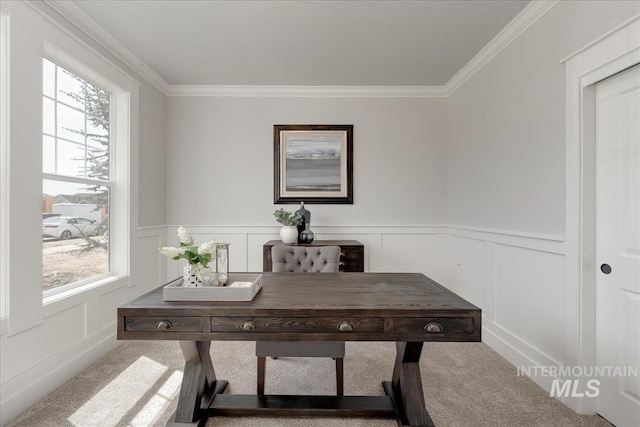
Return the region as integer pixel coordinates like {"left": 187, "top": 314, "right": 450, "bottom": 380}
{"left": 42, "top": 44, "right": 133, "bottom": 301}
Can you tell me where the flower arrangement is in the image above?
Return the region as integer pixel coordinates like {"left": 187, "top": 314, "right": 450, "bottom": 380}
{"left": 159, "top": 226, "right": 216, "bottom": 282}
{"left": 273, "top": 208, "right": 303, "bottom": 226}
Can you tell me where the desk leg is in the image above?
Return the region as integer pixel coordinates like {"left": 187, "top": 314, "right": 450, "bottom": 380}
{"left": 383, "top": 341, "right": 435, "bottom": 427}
{"left": 170, "top": 341, "right": 228, "bottom": 426}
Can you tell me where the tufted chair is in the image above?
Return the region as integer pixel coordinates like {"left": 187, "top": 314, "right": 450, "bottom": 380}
{"left": 256, "top": 245, "right": 345, "bottom": 395}
{"left": 271, "top": 245, "right": 341, "bottom": 273}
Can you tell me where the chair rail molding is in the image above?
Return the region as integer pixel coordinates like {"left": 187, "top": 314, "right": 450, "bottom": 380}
{"left": 448, "top": 225, "right": 565, "bottom": 254}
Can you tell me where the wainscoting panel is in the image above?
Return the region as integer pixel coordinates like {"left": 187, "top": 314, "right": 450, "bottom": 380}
{"left": 450, "top": 236, "right": 496, "bottom": 320}
{"left": 495, "top": 245, "right": 565, "bottom": 365}
{"left": 165, "top": 226, "right": 450, "bottom": 281}
{"left": 247, "top": 232, "right": 281, "bottom": 272}
{"left": 3, "top": 303, "right": 86, "bottom": 384}
{"left": 136, "top": 232, "right": 164, "bottom": 291}
{"left": 448, "top": 226, "right": 568, "bottom": 382}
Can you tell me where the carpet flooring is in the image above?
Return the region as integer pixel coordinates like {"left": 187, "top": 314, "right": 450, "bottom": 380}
{"left": 6, "top": 340, "right": 612, "bottom": 427}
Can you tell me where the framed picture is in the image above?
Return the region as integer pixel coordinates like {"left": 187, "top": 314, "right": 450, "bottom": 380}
{"left": 274, "top": 124, "right": 353, "bottom": 204}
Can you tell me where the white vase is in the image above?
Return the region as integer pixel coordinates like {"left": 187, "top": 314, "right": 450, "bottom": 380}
{"left": 280, "top": 225, "right": 298, "bottom": 244}
{"left": 183, "top": 264, "right": 203, "bottom": 287}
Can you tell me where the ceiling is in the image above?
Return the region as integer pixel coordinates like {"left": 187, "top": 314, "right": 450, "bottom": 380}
{"left": 70, "top": 0, "right": 530, "bottom": 87}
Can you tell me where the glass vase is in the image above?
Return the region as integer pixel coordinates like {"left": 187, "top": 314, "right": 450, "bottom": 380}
{"left": 300, "top": 224, "right": 315, "bottom": 243}
{"left": 215, "top": 243, "right": 230, "bottom": 285}
{"left": 294, "top": 202, "right": 310, "bottom": 243}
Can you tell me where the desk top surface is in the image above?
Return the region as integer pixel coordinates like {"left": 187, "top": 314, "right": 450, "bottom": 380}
{"left": 120, "top": 272, "right": 479, "bottom": 317}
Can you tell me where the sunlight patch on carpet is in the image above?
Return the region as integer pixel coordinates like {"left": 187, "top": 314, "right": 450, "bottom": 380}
{"left": 68, "top": 356, "right": 168, "bottom": 426}
{"left": 129, "top": 370, "right": 182, "bottom": 426}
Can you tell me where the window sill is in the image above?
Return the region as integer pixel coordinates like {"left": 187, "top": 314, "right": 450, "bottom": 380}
{"left": 43, "top": 274, "right": 128, "bottom": 308}
{"left": 0, "top": 317, "right": 7, "bottom": 336}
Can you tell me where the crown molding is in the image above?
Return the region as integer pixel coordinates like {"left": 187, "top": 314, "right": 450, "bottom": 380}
{"left": 167, "top": 85, "right": 447, "bottom": 98}
{"left": 34, "top": 0, "right": 558, "bottom": 98}
{"left": 42, "top": 0, "right": 170, "bottom": 94}
{"left": 444, "top": 0, "right": 559, "bottom": 96}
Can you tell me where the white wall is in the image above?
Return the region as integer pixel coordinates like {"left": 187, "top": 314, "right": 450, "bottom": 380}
{"left": 164, "top": 95, "right": 450, "bottom": 281}
{"left": 0, "top": 2, "right": 167, "bottom": 424}
{"left": 166, "top": 96, "right": 447, "bottom": 227}
{"left": 445, "top": 0, "right": 639, "bottom": 411}
{"left": 447, "top": 0, "right": 639, "bottom": 236}
{"left": 139, "top": 83, "right": 167, "bottom": 228}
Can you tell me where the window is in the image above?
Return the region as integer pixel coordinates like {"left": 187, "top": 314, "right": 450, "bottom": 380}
{"left": 42, "top": 57, "right": 111, "bottom": 293}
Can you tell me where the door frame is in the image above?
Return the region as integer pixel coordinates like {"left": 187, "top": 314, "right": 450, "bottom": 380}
{"left": 563, "top": 14, "right": 640, "bottom": 415}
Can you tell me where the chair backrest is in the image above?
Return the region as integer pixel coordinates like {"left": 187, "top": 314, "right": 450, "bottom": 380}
{"left": 271, "top": 246, "right": 341, "bottom": 273}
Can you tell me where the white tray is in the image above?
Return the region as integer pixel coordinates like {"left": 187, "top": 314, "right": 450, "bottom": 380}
{"left": 163, "top": 273, "right": 263, "bottom": 301}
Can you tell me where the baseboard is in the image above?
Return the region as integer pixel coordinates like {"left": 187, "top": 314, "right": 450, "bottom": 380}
{"left": 483, "top": 320, "right": 556, "bottom": 387}
{"left": 482, "top": 320, "right": 592, "bottom": 415}
{"left": 0, "top": 328, "right": 119, "bottom": 425}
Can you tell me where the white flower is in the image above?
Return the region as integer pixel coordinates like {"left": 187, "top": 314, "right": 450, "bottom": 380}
{"left": 177, "top": 226, "right": 193, "bottom": 245}
{"left": 159, "top": 246, "right": 183, "bottom": 258}
{"left": 159, "top": 228, "right": 214, "bottom": 270}
{"left": 198, "top": 239, "right": 216, "bottom": 256}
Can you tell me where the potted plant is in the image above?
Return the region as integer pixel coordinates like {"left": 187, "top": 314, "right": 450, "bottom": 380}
{"left": 159, "top": 226, "right": 217, "bottom": 287}
{"left": 273, "top": 208, "right": 303, "bottom": 244}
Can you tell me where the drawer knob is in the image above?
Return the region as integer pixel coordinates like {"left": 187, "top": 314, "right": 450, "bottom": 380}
{"left": 155, "top": 320, "right": 173, "bottom": 331}
{"left": 424, "top": 322, "right": 443, "bottom": 333}
{"left": 337, "top": 322, "right": 353, "bottom": 332}
{"left": 242, "top": 321, "right": 257, "bottom": 331}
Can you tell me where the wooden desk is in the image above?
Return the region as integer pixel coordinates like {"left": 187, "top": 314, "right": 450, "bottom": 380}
{"left": 118, "top": 272, "right": 481, "bottom": 427}
{"left": 263, "top": 240, "right": 364, "bottom": 272}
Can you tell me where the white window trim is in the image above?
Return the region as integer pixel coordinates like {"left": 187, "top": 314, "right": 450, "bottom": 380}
{"left": 42, "top": 43, "right": 134, "bottom": 301}
{"left": 1, "top": 11, "right": 10, "bottom": 331}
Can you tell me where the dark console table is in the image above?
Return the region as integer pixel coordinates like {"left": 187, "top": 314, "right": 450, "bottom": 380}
{"left": 263, "top": 239, "right": 364, "bottom": 272}
{"left": 118, "top": 272, "right": 481, "bottom": 426}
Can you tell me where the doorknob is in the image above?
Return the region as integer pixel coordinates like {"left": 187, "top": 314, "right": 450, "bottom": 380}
{"left": 600, "top": 264, "right": 612, "bottom": 274}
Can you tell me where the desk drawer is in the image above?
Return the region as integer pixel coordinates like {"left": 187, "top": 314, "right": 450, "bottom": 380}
{"left": 212, "top": 317, "right": 384, "bottom": 333}
{"left": 393, "top": 317, "right": 475, "bottom": 335}
{"left": 125, "top": 316, "right": 203, "bottom": 332}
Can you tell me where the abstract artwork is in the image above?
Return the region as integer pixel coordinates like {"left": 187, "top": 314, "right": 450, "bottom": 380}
{"left": 274, "top": 124, "right": 353, "bottom": 204}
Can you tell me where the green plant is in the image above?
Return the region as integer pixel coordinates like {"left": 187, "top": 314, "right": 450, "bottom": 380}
{"left": 159, "top": 226, "right": 216, "bottom": 266}
{"left": 273, "top": 208, "right": 303, "bottom": 226}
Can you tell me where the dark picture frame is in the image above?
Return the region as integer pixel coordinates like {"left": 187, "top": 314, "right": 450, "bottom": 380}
{"left": 274, "top": 124, "right": 353, "bottom": 204}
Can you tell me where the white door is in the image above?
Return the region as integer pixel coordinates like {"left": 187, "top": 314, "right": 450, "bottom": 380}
{"left": 596, "top": 64, "right": 640, "bottom": 427}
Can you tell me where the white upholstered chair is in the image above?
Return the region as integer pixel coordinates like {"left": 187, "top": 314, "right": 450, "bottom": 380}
{"left": 256, "top": 245, "right": 345, "bottom": 395}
